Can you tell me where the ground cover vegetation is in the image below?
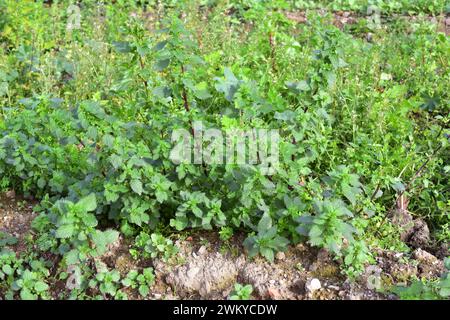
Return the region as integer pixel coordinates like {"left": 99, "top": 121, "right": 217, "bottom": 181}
{"left": 0, "top": 0, "right": 448, "bottom": 300}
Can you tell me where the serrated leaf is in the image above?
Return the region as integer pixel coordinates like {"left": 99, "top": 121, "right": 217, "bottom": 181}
{"left": 110, "top": 155, "right": 123, "bottom": 169}
{"left": 138, "top": 284, "right": 150, "bottom": 297}
{"left": 194, "top": 82, "right": 212, "bottom": 100}
{"left": 154, "top": 58, "right": 170, "bottom": 71}
{"left": 260, "top": 247, "right": 274, "bottom": 262}
{"left": 112, "top": 41, "right": 131, "bottom": 53}
{"left": 65, "top": 249, "right": 80, "bottom": 264}
{"left": 257, "top": 213, "right": 272, "bottom": 234}
{"left": 91, "top": 229, "right": 119, "bottom": 255}
{"left": 34, "top": 281, "right": 49, "bottom": 292}
{"left": 2, "top": 265, "right": 13, "bottom": 275}
{"left": 55, "top": 224, "right": 74, "bottom": 239}
{"left": 83, "top": 213, "right": 98, "bottom": 228}
{"left": 130, "top": 179, "right": 143, "bottom": 195}
{"left": 77, "top": 193, "right": 97, "bottom": 212}
{"left": 286, "top": 80, "right": 309, "bottom": 94}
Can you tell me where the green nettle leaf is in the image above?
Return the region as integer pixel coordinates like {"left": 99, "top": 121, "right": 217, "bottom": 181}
{"left": 82, "top": 101, "right": 107, "bottom": 119}
{"left": 91, "top": 229, "right": 119, "bottom": 255}
{"left": 138, "top": 284, "right": 150, "bottom": 297}
{"left": 37, "top": 177, "right": 46, "bottom": 189}
{"left": 257, "top": 213, "right": 272, "bottom": 234}
{"left": 215, "top": 67, "right": 240, "bottom": 102}
{"left": 154, "top": 40, "right": 168, "bottom": 51}
{"left": 2, "top": 264, "right": 13, "bottom": 275}
{"left": 439, "top": 287, "right": 450, "bottom": 297}
{"left": 260, "top": 247, "right": 274, "bottom": 262}
{"left": 130, "top": 179, "right": 143, "bottom": 195}
{"left": 286, "top": 80, "right": 310, "bottom": 94}
{"left": 152, "top": 86, "right": 172, "bottom": 98}
{"left": 34, "top": 281, "right": 49, "bottom": 292}
{"left": 325, "top": 71, "right": 336, "bottom": 88}
{"left": 342, "top": 184, "right": 356, "bottom": 205}
{"left": 309, "top": 225, "right": 323, "bottom": 238}
{"left": 110, "top": 155, "right": 123, "bottom": 169}
{"left": 77, "top": 194, "right": 97, "bottom": 212}
{"left": 274, "top": 110, "right": 296, "bottom": 122}
{"left": 83, "top": 213, "right": 98, "bottom": 228}
{"left": 194, "top": 82, "right": 212, "bottom": 100}
{"left": 154, "top": 58, "right": 170, "bottom": 71}
{"left": 55, "top": 224, "right": 75, "bottom": 239}
{"left": 65, "top": 249, "right": 80, "bottom": 264}
{"left": 102, "top": 134, "right": 115, "bottom": 148}
{"left": 20, "top": 288, "right": 37, "bottom": 300}
{"left": 0, "top": 81, "right": 8, "bottom": 96}
{"left": 112, "top": 41, "right": 132, "bottom": 53}
{"left": 170, "top": 217, "right": 188, "bottom": 231}
{"left": 444, "top": 258, "right": 450, "bottom": 270}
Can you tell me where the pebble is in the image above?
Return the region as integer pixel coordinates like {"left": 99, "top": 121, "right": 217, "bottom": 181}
{"left": 275, "top": 252, "right": 285, "bottom": 261}
{"left": 5, "top": 190, "right": 15, "bottom": 199}
{"left": 197, "top": 245, "right": 207, "bottom": 256}
{"left": 267, "top": 287, "right": 281, "bottom": 300}
{"left": 305, "top": 278, "right": 321, "bottom": 293}
{"left": 328, "top": 285, "right": 340, "bottom": 291}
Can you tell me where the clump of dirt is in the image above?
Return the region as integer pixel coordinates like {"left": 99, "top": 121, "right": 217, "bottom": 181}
{"left": 0, "top": 191, "right": 37, "bottom": 253}
{"left": 151, "top": 235, "right": 391, "bottom": 300}
{"left": 413, "top": 248, "right": 445, "bottom": 278}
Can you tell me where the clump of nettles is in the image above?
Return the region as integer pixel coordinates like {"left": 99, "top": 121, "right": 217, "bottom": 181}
{"left": 0, "top": 0, "right": 448, "bottom": 301}
{"left": 130, "top": 232, "right": 178, "bottom": 261}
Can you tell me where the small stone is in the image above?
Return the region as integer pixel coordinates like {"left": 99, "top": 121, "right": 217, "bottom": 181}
{"left": 267, "top": 287, "right": 281, "bottom": 300}
{"left": 305, "top": 278, "right": 321, "bottom": 293}
{"left": 5, "top": 190, "right": 15, "bottom": 199}
{"left": 328, "top": 285, "right": 340, "bottom": 291}
{"left": 394, "top": 252, "right": 403, "bottom": 259}
{"left": 197, "top": 245, "right": 207, "bottom": 256}
{"left": 275, "top": 252, "right": 285, "bottom": 261}
{"left": 269, "top": 279, "right": 276, "bottom": 285}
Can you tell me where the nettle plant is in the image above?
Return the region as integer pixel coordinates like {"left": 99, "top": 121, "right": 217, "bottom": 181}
{"left": 5, "top": 9, "right": 446, "bottom": 290}
{"left": 244, "top": 211, "right": 289, "bottom": 262}
{"left": 130, "top": 232, "right": 178, "bottom": 261}
{"left": 296, "top": 199, "right": 356, "bottom": 255}
{"left": 122, "top": 268, "right": 155, "bottom": 298}
{"left": 0, "top": 249, "right": 51, "bottom": 300}
{"left": 229, "top": 283, "right": 253, "bottom": 300}
{"left": 33, "top": 194, "right": 119, "bottom": 265}
{"left": 88, "top": 269, "right": 122, "bottom": 299}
